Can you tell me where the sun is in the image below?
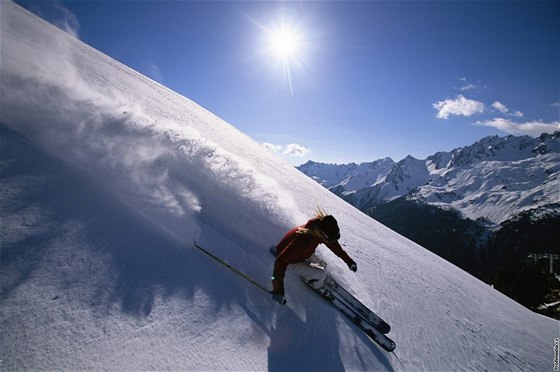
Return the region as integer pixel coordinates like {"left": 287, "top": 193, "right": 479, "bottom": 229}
{"left": 269, "top": 26, "right": 301, "bottom": 61}
{"left": 260, "top": 18, "right": 308, "bottom": 95}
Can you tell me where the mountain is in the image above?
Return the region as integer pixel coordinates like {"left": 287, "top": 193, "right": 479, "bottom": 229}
{"left": 298, "top": 116, "right": 560, "bottom": 313}
{"left": 299, "top": 132, "right": 560, "bottom": 224}
{"left": 298, "top": 157, "right": 395, "bottom": 192}
{"left": 1, "top": 2, "right": 557, "bottom": 370}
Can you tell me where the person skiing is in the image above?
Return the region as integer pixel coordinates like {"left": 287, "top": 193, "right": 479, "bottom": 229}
{"left": 271, "top": 210, "right": 357, "bottom": 305}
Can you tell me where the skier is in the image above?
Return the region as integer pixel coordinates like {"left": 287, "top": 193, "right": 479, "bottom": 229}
{"left": 271, "top": 211, "right": 357, "bottom": 305}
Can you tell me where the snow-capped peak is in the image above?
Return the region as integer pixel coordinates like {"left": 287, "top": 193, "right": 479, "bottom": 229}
{"left": 298, "top": 157, "right": 395, "bottom": 192}
{"left": 448, "top": 134, "right": 546, "bottom": 168}
{"left": 300, "top": 131, "right": 560, "bottom": 223}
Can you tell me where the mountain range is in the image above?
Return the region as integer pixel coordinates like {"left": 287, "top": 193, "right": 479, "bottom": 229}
{"left": 298, "top": 131, "right": 560, "bottom": 225}
{"left": 298, "top": 132, "right": 560, "bottom": 313}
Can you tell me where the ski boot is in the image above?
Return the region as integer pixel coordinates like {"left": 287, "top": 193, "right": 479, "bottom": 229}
{"left": 324, "top": 275, "right": 337, "bottom": 288}
{"left": 317, "top": 286, "right": 335, "bottom": 300}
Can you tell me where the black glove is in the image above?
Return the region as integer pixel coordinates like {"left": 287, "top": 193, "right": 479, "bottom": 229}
{"left": 348, "top": 260, "right": 357, "bottom": 272}
{"left": 271, "top": 290, "right": 287, "bottom": 305}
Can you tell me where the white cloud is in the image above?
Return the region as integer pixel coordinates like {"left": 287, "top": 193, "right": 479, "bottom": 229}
{"left": 459, "top": 84, "right": 477, "bottom": 92}
{"left": 455, "top": 77, "right": 483, "bottom": 92}
{"left": 491, "top": 101, "right": 508, "bottom": 114}
{"left": 261, "top": 142, "right": 311, "bottom": 157}
{"left": 490, "top": 101, "right": 524, "bottom": 117}
{"left": 474, "top": 118, "right": 560, "bottom": 136}
{"left": 433, "top": 95, "right": 485, "bottom": 119}
{"left": 283, "top": 143, "right": 311, "bottom": 156}
{"left": 261, "top": 142, "right": 282, "bottom": 153}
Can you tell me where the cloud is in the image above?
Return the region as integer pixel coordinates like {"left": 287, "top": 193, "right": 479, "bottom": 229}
{"left": 261, "top": 142, "right": 311, "bottom": 156}
{"left": 491, "top": 101, "right": 508, "bottom": 114}
{"left": 262, "top": 142, "right": 283, "bottom": 153}
{"left": 474, "top": 118, "right": 560, "bottom": 136}
{"left": 283, "top": 143, "right": 311, "bottom": 156}
{"left": 455, "top": 77, "right": 483, "bottom": 92}
{"left": 433, "top": 95, "right": 485, "bottom": 119}
{"left": 459, "top": 84, "right": 477, "bottom": 92}
{"left": 491, "top": 101, "right": 523, "bottom": 117}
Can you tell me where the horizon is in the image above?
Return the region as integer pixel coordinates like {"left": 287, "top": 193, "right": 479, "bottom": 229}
{"left": 15, "top": 0, "right": 560, "bottom": 165}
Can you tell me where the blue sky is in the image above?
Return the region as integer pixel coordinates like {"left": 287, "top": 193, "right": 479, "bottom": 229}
{"left": 16, "top": 1, "right": 560, "bottom": 165}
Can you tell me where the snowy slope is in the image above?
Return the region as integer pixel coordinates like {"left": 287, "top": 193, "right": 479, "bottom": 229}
{"left": 1, "top": 2, "right": 557, "bottom": 370}
{"left": 299, "top": 132, "right": 560, "bottom": 224}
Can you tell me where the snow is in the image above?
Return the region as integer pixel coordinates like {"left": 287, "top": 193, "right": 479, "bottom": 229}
{"left": 1, "top": 2, "right": 558, "bottom": 370}
{"left": 300, "top": 133, "right": 560, "bottom": 224}
{"left": 298, "top": 158, "right": 395, "bottom": 192}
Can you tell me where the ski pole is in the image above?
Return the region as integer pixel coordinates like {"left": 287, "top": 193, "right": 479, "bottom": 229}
{"left": 193, "top": 241, "right": 272, "bottom": 294}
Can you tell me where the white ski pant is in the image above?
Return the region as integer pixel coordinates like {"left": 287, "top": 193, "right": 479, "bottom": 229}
{"left": 288, "top": 254, "right": 328, "bottom": 289}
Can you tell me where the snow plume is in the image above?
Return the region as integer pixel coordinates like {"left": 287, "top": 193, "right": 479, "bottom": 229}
{"left": 20, "top": 1, "right": 80, "bottom": 38}
{"left": 1, "top": 2, "right": 298, "bottom": 247}
{"left": 47, "top": 3, "right": 79, "bottom": 38}
{"left": 2, "top": 81, "right": 296, "bottom": 248}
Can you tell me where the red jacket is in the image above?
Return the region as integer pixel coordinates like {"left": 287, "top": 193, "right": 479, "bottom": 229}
{"left": 272, "top": 218, "right": 353, "bottom": 292}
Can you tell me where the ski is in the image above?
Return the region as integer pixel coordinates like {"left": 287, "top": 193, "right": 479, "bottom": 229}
{"left": 303, "top": 279, "right": 396, "bottom": 352}
{"left": 325, "top": 276, "right": 391, "bottom": 334}
{"left": 270, "top": 245, "right": 391, "bottom": 334}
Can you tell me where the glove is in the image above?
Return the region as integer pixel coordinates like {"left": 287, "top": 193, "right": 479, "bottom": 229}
{"left": 348, "top": 260, "right": 357, "bottom": 272}
{"left": 271, "top": 290, "right": 287, "bottom": 305}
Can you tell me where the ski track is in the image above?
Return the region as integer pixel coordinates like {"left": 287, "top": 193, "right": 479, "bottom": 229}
{"left": 1, "top": 2, "right": 558, "bottom": 371}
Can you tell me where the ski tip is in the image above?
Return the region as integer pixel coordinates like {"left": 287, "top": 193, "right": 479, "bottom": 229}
{"left": 380, "top": 323, "right": 391, "bottom": 334}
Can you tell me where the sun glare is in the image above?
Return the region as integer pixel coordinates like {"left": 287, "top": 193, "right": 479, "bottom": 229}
{"left": 261, "top": 18, "right": 308, "bottom": 95}
{"left": 269, "top": 27, "right": 301, "bottom": 60}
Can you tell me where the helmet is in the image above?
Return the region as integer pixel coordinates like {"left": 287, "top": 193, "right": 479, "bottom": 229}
{"left": 319, "top": 215, "right": 340, "bottom": 242}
